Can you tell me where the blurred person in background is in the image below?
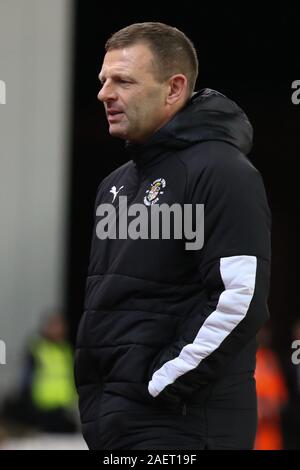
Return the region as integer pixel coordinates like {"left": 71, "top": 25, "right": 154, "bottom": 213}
{"left": 281, "top": 319, "right": 300, "bottom": 449}
{"left": 1, "top": 311, "right": 78, "bottom": 434}
{"left": 254, "top": 323, "right": 288, "bottom": 450}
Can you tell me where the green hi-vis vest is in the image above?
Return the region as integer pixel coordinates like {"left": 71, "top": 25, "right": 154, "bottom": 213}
{"left": 29, "top": 338, "right": 77, "bottom": 410}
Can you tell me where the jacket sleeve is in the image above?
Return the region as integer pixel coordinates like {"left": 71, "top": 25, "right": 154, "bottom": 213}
{"left": 148, "top": 142, "right": 271, "bottom": 400}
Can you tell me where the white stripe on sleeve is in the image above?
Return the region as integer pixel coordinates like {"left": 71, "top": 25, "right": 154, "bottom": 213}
{"left": 148, "top": 255, "right": 257, "bottom": 397}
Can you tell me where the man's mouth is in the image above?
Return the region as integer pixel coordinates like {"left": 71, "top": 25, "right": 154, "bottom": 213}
{"left": 107, "top": 110, "right": 124, "bottom": 122}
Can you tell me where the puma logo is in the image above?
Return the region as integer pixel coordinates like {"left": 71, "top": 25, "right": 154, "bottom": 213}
{"left": 110, "top": 185, "right": 124, "bottom": 202}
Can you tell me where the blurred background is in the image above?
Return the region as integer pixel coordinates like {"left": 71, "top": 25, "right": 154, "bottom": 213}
{"left": 0, "top": 0, "right": 299, "bottom": 449}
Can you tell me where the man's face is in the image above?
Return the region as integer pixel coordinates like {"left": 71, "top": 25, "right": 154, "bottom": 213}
{"left": 98, "top": 44, "right": 170, "bottom": 143}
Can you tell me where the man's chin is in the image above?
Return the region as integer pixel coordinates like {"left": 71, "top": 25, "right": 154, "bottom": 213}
{"left": 108, "top": 124, "right": 128, "bottom": 140}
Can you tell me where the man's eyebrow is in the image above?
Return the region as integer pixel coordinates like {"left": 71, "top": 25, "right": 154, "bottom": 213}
{"left": 98, "top": 71, "right": 134, "bottom": 82}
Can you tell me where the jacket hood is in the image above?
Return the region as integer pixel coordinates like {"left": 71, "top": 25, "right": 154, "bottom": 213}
{"left": 126, "top": 88, "right": 253, "bottom": 167}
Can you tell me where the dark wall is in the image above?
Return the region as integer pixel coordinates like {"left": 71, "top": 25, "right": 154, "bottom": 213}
{"left": 66, "top": 3, "right": 300, "bottom": 359}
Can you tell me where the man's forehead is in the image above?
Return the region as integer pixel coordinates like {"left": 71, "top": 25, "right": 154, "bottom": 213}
{"left": 100, "top": 45, "right": 154, "bottom": 74}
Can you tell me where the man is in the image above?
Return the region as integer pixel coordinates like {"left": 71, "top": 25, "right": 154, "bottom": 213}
{"left": 74, "top": 22, "right": 271, "bottom": 450}
{"left": 1, "top": 312, "right": 78, "bottom": 434}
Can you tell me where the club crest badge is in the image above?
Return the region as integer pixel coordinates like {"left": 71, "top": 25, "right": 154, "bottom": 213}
{"left": 144, "top": 178, "right": 166, "bottom": 206}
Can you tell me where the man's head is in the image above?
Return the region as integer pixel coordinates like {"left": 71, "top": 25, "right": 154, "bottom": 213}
{"left": 41, "top": 313, "right": 67, "bottom": 343}
{"left": 98, "top": 22, "right": 198, "bottom": 143}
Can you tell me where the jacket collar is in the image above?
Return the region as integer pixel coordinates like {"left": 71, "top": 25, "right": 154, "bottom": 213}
{"left": 125, "top": 88, "right": 253, "bottom": 170}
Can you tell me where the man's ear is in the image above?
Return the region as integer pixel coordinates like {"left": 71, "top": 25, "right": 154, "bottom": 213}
{"left": 166, "top": 74, "right": 188, "bottom": 105}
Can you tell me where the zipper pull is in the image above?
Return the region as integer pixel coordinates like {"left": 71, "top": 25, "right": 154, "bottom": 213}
{"left": 182, "top": 402, "right": 187, "bottom": 415}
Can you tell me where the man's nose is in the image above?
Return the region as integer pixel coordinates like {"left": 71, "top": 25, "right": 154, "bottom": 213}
{"left": 98, "top": 82, "right": 117, "bottom": 102}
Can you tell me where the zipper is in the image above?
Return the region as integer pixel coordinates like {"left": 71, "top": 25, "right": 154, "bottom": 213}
{"left": 182, "top": 402, "right": 187, "bottom": 416}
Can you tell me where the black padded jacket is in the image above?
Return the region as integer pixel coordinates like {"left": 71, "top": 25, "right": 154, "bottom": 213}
{"left": 75, "top": 88, "right": 271, "bottom": 450}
